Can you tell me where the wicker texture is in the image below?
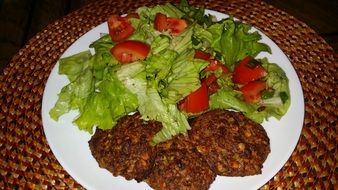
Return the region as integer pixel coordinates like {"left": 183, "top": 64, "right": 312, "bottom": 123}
{"left": 0, "top": 0, "right": 336, "bottom": 189}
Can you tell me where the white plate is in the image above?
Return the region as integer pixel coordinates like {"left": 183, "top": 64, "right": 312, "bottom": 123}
{"left": 41, "top": 10, "right": 304, "bottom": 190}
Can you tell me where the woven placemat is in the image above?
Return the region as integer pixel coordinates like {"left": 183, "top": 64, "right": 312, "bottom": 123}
{"left": 0, "top": 0, "right": 336, "bottom": 189}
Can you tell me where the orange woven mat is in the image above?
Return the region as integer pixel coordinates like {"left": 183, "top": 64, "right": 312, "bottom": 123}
{"left": 0, "top": 0, "right": 336, "bottom": 189}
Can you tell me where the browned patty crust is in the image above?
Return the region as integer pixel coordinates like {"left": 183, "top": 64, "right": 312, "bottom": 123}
{"left": 88, "top": 113, "right": 162, "bottom": 182}
{"left": 146, "top": 148, "right": 216, "bottom": 190}
{"left": 155, "top": 133, "right": 193, "bottom": 152}
{"left": 146, "top": 134, "right": 216, "bottom": 190}
{"left": 189, "top": 109, "right": 270, "bottom": 176}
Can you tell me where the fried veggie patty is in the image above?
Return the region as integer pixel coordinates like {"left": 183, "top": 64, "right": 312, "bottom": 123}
{"left": 148, "top": 134, "right": 216, "bottom": 190}
{"left": 189, "top": 109, "right": 270, "bottom": 176}
{"left": 89, "top": 109, "right": 271, "bottom": 189}
{"left": 88, "top": 113, "right": 162, "bottom": 181}
{"left": 146, "top": 148, "right": 216, "bottom": 190}
{"left": 155, "top": 133, "right": 193, "bottom": 152}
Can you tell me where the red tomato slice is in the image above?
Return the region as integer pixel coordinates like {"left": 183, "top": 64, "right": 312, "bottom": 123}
{"left": 154, "top": 13, "right": 168, "bottom": 32}
{"left": 194, "top": 50, "right": 229, "bottom": 74}
{"left": 108, "top": 15, "right": 135, "bottom": 42}
{"left": 204, "top": 60, "right": 229, "bottom": 74}
{"left": 154, "top": 13, "right": 187, "bottom": 36}
{"left": 240, "top": 81, "right": 266, "bottom": 103}
{"left": 233, "top": 56, "right": 267, "bottom": 84}
{"left": 202, "top": 74, "right": 219, "bottom": 94}
{"left": 202, "top": 74, "right": 217, "bottom": 86}
{"left": 111, "top": 40, "right": 150, "bottom": 63}
{"left": 166, "top": 18, "right": 188, "bottom": 36}
{"left": 194, "top": 50, "right": 211, "bottom": 60}
{"left": 178, "top": 83, "right": 209, "bottom": 113}
{"left": 194, "top": 50, "right": 229, "bottom": 94}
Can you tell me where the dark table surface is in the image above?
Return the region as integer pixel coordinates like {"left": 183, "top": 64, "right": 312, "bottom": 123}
{"left": 0, "top": 0, "right": 337, "bottom": 72}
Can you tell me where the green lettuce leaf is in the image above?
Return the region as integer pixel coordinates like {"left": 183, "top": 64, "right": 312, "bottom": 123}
{"left": 137, "top": 3, "right": 185, "bottom": 20}
{"left": 116, "top": 61, "right": 192, "bottom": 144}
{"left": 169, "top": 24, "right": 194, "bottom": 54}
{"left": 207, "top": 22, "right": 226, "bottom": 50}
{"left": 89, "top": 34, "right": 115, "bottom": 51}
{"left": 209, "top": 58, "right": 291, "bottom": 123}
{"left": 210, "top": 88, "right": 256, "bottom": 113}
{"left": 116, "top": 61, "right": 147, "bottom": 93}
{"left": 260, "top": 58, "right": 291, "bottom": 120}
{"left": 129, "top": 17, "right": 159, "bottom": 43}
{"left": 49, "top": 67, "right": 94, "bottom": 120}
{"left": 99, "top": 68, "right": 138, "bottom": 118}
{"left": 88, "top": 34, "right": 119, "bottom": 80}
{"left": 192, "top": 24, "right": 213, "bottom": 49}
{"left": 220, "top": 18, "right": 271, "bottom": 70}
{"left": 91, "top": 50, "right": 118, "bottom": 80}
{"left": 176, "top": 0, "right": 216, "bottom": 26}
{"left": 151, "top": 103, "right": 190, "bottom": 145}
{"left": 150, "top": 34, "right": 171, "bottom": 54}
{"left": 146, "top": 49, "right": 178, "bottom": 90}
{"left": 50, "top": 35, "right": 137, "bottom": 133}
{"left": 137, "top": 87, "right": 190, "bottom": 145}
{"left": 209, "top": 88, "right": 267, "bottom": 123}
{"left": 164, "top": 49, "right": 208, "bottom": 103}
{"left": 193, "top": 17, "right": 271, "bottom": 70}
{"left": 73, "top": 92, "right": 112, "bottom": 132}
{"left": 73, "top": 68, "right": 138, "bottom": 133}
{"left": 58, "top": 50, "right": 92, "bottom": 82}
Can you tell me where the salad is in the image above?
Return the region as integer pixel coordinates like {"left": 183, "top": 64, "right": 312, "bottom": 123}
{"left": 49, "top": 0, "right": 290, "bottom": 144}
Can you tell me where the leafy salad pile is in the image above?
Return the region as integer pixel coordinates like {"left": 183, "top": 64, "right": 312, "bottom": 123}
{"left": 49, "top": 0, "right": 290, "bottom": 144}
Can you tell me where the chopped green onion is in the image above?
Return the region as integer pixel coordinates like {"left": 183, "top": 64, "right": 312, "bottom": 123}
{"left": 279, "top": 92, "right": 289, "bottom": 103}
{"left": 246, "top": 59, "right": 262, "bottom": 69}
{"left": 261, "top": 89, "right": 275, "bottom": 99}
{"left": 214, "top": 51, "right": 223, "bottom": 61}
